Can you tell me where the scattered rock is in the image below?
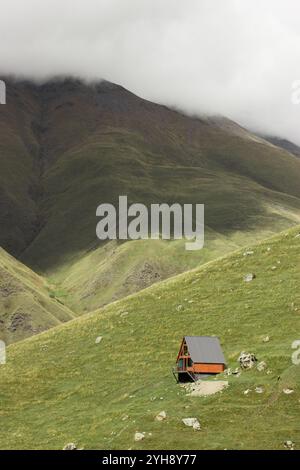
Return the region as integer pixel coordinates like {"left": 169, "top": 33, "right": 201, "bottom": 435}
{"left": 176, "top": 304, "right": 184, "bottom": 311}
{"left": 255, "top": 387, "right": 264, "bottom": 394}
{"left": 124, "top": 262, "right": 161, "bottom": 290}
{"left": 134, "top": 432, "right": 145, "bottom": 442}
{"left": 257, "top": 361, "right": 267, "bottom": 372}
{"left": 243, "top": 251, "right": 254, "bottom": 256}
{"left": 244, "top": 273, "right": 256, "bottom": 282}
{"left": 63, "top": 443, "right": 77, "bottom": 450}
{"left": 284, "top": 440, "right": 295, "bottom": 450}
{"left": 122, "top": 415, "right": 129, "bottom": 421}
{"left": 95, "top": 336, "right": 103, "bottom": 344}
{"left": 155, "top": 411, "right": 167, "bottom": 421}
{"left": 8, "top": 311, "right": 32, "bottom": 333}
{"left": 262, "top": 336, "right": 270, "bottom": 343}
{"left": 283, "top": 388, "right": 294, "bottom": 395}
{"left": 238, "top": 352, "right": 257, "bottom": 369}
{"left": 182, "top": 418, "right": 201, "bottom": 431}
{"left": 120, "top": 311, "right": 129, "bottom": 317}
{"left": 244, "top": 389, "right": 251, "bottom": 395}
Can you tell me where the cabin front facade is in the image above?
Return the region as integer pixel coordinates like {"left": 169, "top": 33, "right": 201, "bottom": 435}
{"left": 174, "top": 336, "right": 226, "bottom": 381}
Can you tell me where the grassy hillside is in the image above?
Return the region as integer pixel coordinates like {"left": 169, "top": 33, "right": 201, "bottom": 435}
{"left": 0, "top": 226, "right": 299, "bottom": 449}
{"left": 53, "top": 222, "right": 297, "bottom": 313}
{"left": 0, "top": 247, "right": 75, "bottom": 344}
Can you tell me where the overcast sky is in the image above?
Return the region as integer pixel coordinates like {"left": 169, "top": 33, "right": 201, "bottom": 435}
{"left": 1, "top": 0, "right": 300, "bottom": 144}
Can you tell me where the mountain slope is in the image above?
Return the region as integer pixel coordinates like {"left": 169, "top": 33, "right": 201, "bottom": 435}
{"left": 263, "top": 135, "right": 300, "bottom": 159}
{"left": 0, "top": 247, "right": 75, "bottom": 344}
{"left": 1, "top": 226, "right": 299, "bottom": 449}
{"left": 1, "top": 77, "right": 300, "bottom": 311}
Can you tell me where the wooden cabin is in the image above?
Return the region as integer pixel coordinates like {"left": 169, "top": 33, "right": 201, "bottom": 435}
{"left": 174, "top": 336, "right": 226, "bottom": 381}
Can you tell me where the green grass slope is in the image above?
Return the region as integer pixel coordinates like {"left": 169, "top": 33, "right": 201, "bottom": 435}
{"left": 54, "top": 223, "right": 296, "bottom": 313}
{"left": 0, "top": 226, "right": 299, "bottom": 449}
{"left": 0, "top": 247, "right": 75, "bottom": 344}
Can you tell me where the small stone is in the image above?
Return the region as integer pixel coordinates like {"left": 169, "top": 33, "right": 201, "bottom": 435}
{"left": 155, "top": 411, "right": 167, "bottom": 421}
{"left": 95, "top": 336, "right": 103, "bottom": 344}
{"left": 255, "top": 387, "right": 264, "bottom": 394}
{"left": 122, "top": 415, "right": 129, "bottom": 421}
{"left": 244, "top": 273, "right": 256, "bottom": 282}
{"left": 243, "top": 250, "right": 254, "bottom": 256}
{"left": 182, "top": 418, "right": 201, "bottom": 431}
{"left": 244, "top": 389, "right": 251, "bottom": 395}
{"left": 283, "top": 388, "right": 294, "bottom": 395}
{"left": 257, "top": 361, "right": 267, "bottom": 372}
{"left": 63, "top": 443, "right": 77, "bottom": 450}
{"left": 176, "top": 304, "right": 183, "bottom": 311}
{"left": 192, "top": 421, "right": 201, "bottom": 431}
{"left": 134, "top": 432, "right": 145, "bottom": 442}
{"left": 262, "top": 336, "right": 270, "bottom": 343}
{"left": 284, "top": 440, "right": 294, "bottom": 450}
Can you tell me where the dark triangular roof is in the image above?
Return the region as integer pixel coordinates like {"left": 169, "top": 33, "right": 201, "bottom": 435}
{"left": 184, "top": 336, "right": 226, "bottom": 364}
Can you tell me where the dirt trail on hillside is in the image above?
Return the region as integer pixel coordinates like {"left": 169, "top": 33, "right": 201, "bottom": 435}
{"left": 182, "top": 380, "right": 228, "bottom": 397}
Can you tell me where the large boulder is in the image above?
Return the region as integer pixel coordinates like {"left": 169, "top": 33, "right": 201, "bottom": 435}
{"left": 238, "top": 352, "right": 257, "bottom": 369}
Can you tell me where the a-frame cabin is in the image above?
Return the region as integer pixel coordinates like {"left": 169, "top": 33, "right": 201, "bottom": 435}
{"left": 174, "top": 336, "right": 226, "bottom": 382}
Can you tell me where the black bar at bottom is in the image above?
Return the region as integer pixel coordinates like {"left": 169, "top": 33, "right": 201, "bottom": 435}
{"left": 0, "top": 450, "right": 298, "bottom": 466}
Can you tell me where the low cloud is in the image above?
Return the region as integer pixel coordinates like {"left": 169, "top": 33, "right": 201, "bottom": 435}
{"left": 1, "top": 0, "right": 300, "bottom": 144}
